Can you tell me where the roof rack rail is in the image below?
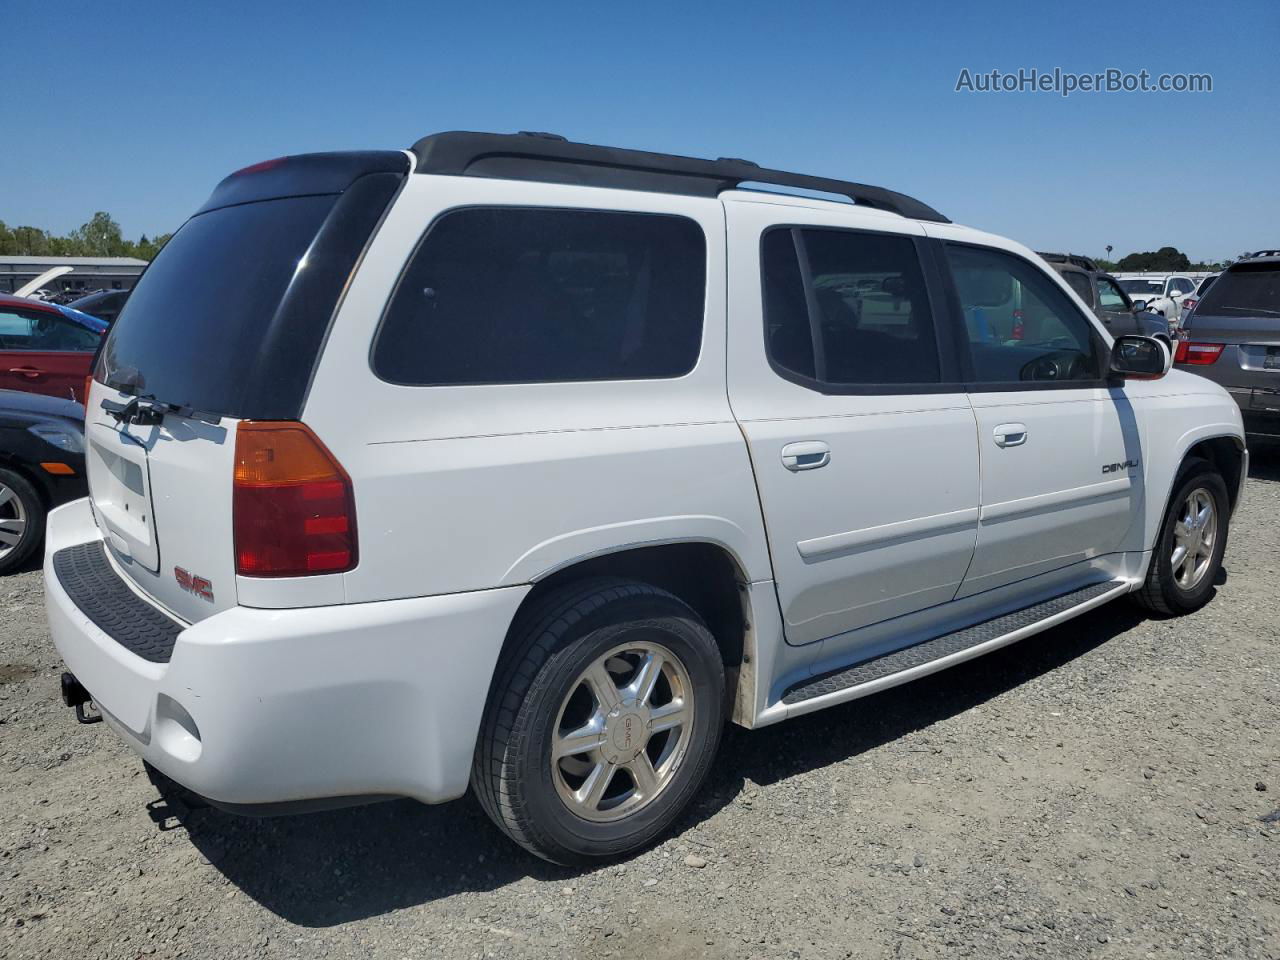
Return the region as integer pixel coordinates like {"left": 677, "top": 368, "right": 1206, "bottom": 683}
{"left": 1243, "top": 249, "right": 1280, "bottom": 259}
{"left": 1036, "top": 251, "right": 1099, "bottom": 272}
{"left": 409, "top": 131, "right": 950, "bottom": 223}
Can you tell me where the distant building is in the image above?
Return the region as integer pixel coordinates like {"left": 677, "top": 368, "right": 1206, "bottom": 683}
{"left": 0, "top": 256, "right": 148, "bottom": 295}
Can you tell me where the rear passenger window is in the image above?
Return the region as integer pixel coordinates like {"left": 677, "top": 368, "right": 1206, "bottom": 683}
{"left": 946, "top": 244, "right": 1102, "bottom": 385}
{"left": 762, "top": 228, "right": 941, "bottom": 387}
{"left": 374, "top": 208, "right": 706, "bottom": 385}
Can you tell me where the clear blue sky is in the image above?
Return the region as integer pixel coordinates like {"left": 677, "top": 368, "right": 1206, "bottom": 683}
{"left": 4, "top": 0, "right": 1276, "bottom": 263}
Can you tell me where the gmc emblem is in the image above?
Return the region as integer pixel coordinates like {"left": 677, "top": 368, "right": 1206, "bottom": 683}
{"left": 174, "top": 567, "right": 214, "bottom": 602}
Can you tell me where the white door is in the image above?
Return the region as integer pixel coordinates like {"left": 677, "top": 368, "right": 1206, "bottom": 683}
{"left": 940, "top": 241, "right": 1142, "bottom": 597}
{"left": 725, "top": 198, "right": 980, "bottom": 647}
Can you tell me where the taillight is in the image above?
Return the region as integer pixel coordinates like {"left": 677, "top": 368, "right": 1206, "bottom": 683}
{"left": 83, "top": 375, "right": 93, "bottom": 408}
{"left": 1182, "top": 297, "right": 1197, "bottom": 311}
{"left": 1173, "top": 341, "right": 1224, "bottom": 365}
{"left": 1011, "top": 310, "right": 1024, "bottom": 340}
{"left": 233, "top": 421, "right": 357, "bottom": 577}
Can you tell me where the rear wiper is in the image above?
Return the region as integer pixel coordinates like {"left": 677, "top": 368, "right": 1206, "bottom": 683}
{"left": 100, "top": 394, "right": 222, "bottom": 426}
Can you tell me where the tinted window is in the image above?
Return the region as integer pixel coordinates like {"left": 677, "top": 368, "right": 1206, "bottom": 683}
{"left": 1097, "top": 277, "right": 1129, "bottom": 311}
{"left": 96, "top": 194, "right": 337, "bottom": 415}
{"left": 761, "top": 228, "right": 940, "bottom": 386}
{"left": 1169, "top": 278, "right": 1195, "bottom": 296}
{"left": 1062, "top": 270, "right": 1093, "bottom": 303}
{"left": 946, "top": 244, "right": 1101, "bottom": 385}
{"left": 1195, "top": 264, "right": 1280, "bottom": 316}
{"left": 0, "top": 309, "right": 100, "bottom": 352}
{"left": 374, "top": 209, "right": 705, "bottom": 386}
{"left": 1196, "top": 275, "right": 1217, "bottom": 295}
{"left": 1117, "top": 278, "right": 1165, "bottom": 297}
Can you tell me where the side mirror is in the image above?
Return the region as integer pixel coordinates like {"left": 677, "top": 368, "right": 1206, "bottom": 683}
{"left": 1110, "top": 335, "right": 1171, "bottom": 380}
{"left": 1130, "top": 299, "right": 1148, "bottom": 312}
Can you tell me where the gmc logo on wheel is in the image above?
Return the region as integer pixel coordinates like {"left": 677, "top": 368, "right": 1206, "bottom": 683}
{"left": 174, "top": 567, "right": 214, "bottom": 602}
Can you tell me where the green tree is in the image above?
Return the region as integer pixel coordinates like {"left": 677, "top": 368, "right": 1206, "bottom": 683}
{"left": 74, "top": 211, "right": 126, "bottom": 257}
{"left": 1116, "top": 246, "right": 1192, "bottom": 272}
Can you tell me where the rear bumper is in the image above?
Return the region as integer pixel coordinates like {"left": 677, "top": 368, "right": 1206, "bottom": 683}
{"left": 45, "top": 498, "right": 529, "bottom": 807}
{"left": 1224, "top": 386, "right": 1280, "bottom": 438}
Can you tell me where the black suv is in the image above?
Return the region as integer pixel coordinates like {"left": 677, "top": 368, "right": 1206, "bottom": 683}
{"left": 1038, "top": 253, "right": 1172, "bottom": 346}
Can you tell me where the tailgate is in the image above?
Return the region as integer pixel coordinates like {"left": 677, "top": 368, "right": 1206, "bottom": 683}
{"left": 86, "top": 388, "right": 239, "bottom": 623}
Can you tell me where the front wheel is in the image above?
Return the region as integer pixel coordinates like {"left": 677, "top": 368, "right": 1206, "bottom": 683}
{"left": 1133, "top": 459, "right": 1230, "bottom": 615}
{"left": 472, "top": 579, "right": 725, "bottom": 864}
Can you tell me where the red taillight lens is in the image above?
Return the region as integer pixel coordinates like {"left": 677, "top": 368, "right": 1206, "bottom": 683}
{"left": 1182, "top": 297, "right": 1196, "bottom": 310}
{"left": 233, "top": 421, "right": 357, "bottom": 577}
{"left": 1173, "top": 341, "right": 1224, "bottom": 365}
{"left": 82, "top": 375, "right": 93, "bottom": 408}
{"left": 1011, "top": 310, "right": 1024, "bottom": 340}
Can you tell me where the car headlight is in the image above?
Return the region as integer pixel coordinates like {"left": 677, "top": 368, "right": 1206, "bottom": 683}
{"left": 28, "top": 424, "right": 84, "bottom": 454}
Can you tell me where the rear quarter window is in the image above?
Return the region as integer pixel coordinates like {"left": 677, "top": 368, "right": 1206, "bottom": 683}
{"left": 372, "top": 208, "right": 706, "bottom": 386}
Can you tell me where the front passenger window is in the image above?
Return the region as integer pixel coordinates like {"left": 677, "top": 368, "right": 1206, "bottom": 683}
{"left": 946, "top": 245, "right": 1102, "bottom": 385}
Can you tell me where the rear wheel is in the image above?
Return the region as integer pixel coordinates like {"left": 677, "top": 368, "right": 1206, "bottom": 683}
{"left": 1133, "top": 459, "right": 1229, "bottom": 615}
{"left": 0, "top": 468, "right": 44, "bottom": 576}
{"left": 472, "top": 578, "right": 725, "bottom": 864}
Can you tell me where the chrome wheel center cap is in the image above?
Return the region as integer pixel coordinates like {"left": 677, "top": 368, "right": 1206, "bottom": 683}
{"left": 602, "top": 700, "right": 650, "bottom": 765}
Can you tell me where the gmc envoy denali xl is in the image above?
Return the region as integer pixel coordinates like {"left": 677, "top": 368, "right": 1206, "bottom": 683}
{"left": 47, "top": 132, "right": 1246, "bottom": 863}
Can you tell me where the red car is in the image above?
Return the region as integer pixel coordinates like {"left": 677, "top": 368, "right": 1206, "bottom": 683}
{"left": 0, "top": 293, "right": 107, "bottom": 404}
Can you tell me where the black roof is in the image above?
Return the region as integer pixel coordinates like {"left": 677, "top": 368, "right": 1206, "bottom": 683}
{"left": 409, "top": 131, "right": 949, "bottom": 223}
{"left": 1037, "top": 252, "right": 1099, "bottom": 272}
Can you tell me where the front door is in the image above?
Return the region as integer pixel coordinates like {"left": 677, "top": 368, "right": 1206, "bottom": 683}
{"left": 1096, "top": 275, "right": 1139, "bottom": 336}
{"left": 726, "top": 201, "right": 980, "bottom": 646}
{"left": 0, "top": 305, "right": 98, "bottom": 401}
{"left": 940, "top": 242, "right": 1142, "bottom": 597}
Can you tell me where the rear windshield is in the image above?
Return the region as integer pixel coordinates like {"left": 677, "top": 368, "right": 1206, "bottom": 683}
{"left": 1116, "top": 278, "right": 1164, "bottom": 296}
{"left": 1194, "top": 264, "right": 1280, "bottom": 317}
{"left": 96, "top": 195, "right": 337, "bottom": 415}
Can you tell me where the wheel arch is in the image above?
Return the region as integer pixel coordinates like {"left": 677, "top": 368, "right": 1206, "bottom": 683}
{"left": 496, "top": 541, "right": 754, "bottom": 714}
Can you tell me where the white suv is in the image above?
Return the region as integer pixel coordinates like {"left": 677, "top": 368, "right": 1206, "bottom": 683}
{"left": 1114, "top": 274, "right": 1198, "bottom": 323}
{"left": 47, "top": 132, "right": 1246, "bottom": 864}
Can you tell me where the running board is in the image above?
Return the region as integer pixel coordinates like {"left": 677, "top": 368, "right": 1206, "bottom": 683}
{"left": 775, "top": 580, "right": 1131, "bottom": 719}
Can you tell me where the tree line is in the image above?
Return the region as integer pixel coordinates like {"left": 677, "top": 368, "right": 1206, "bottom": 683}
{"left": 0, "top": 212, "right": 171, "bottom": 261}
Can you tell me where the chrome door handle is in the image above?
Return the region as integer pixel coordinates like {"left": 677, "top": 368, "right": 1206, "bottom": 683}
{"left": 781, "top": 441, "right": 830, "bottom": 471}
{"left": 993, "top": 423, "right": 1027, "bottom": 447}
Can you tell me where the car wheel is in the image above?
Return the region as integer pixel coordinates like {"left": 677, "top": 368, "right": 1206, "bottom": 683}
{"left": 472, "top": 577, "right": 725, "bottom": 864}
{"left": 0, "top": 468, "right": 45, "bottom": 576}
{"left": 1133, "top": 458, "right": 1229, "bottom": 616}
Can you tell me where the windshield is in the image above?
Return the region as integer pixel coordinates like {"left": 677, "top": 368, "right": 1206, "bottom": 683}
{"left": 96, "top": 194, "right": 337, "bottom": 416}
{"left": 1116, "top": 278, "right": 1165, "bottom": 296}
{"left": 1194, "top": 264, "right": 1280, "bottom": 317}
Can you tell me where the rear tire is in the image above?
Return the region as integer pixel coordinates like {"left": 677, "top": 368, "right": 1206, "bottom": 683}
{"left": 472, "top": 578, "right": 725, "bottom": 864}
{"left": 0, "top": 468, "right": 45, "bottom": 577}
{"left": 1133, "top": 458, "right": 1229, "bottom": 616}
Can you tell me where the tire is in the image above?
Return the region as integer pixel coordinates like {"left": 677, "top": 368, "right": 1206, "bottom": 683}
{"left": 0, "top": 468, "right": 45, "bottom": 577}
{"left": 1132, "top": 458, "right": 1230, "bottom": 616}
{"left": 472, "top": 577, "right": 726, "bottom": 864}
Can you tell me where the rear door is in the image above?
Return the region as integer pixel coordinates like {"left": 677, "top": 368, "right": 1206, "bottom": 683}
{"left": 0, "top": 306, "right": 98, "bottom": 401}
{"left": 938, "top": 240, "right": 1141, "bottom": 597}
{"left": 726, "top": 199, "right": 980, "bottom": 648}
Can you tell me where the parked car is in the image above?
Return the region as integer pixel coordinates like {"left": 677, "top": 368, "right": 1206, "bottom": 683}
{"left": 1175, "top": 274, "right": 1218, "bottom": 328}
{"left": 47, "top": 133, "right": 1245, "bottom": 864}
{"left": 0, "top": 390, "right": 87, "bottom": 575}
{"left": 1174, "top": 251, "right": 1280, "bottom": 440}
{"left": 1113, "top": 274, "right": 1198, "bottom": 323}
{"left": 69, "top": 289, "right": 132, "bottom": 326}
{"left": 0, "top": 294, "right": 105, "bottom": 403}
{"left": 1038, "top": 254, "right": 1172, "bottom": 345}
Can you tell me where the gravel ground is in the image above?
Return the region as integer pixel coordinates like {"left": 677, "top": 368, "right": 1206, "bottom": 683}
{"left": 2, "top": 453, "right": 1278, "bottom": 960}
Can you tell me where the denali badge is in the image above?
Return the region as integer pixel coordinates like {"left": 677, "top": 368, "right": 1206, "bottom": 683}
{"left": 1102, "top": 458, "right": 1140, "bottom": 475}
{"left": 174, "top": 567, "right": 214, "bottom": 602}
